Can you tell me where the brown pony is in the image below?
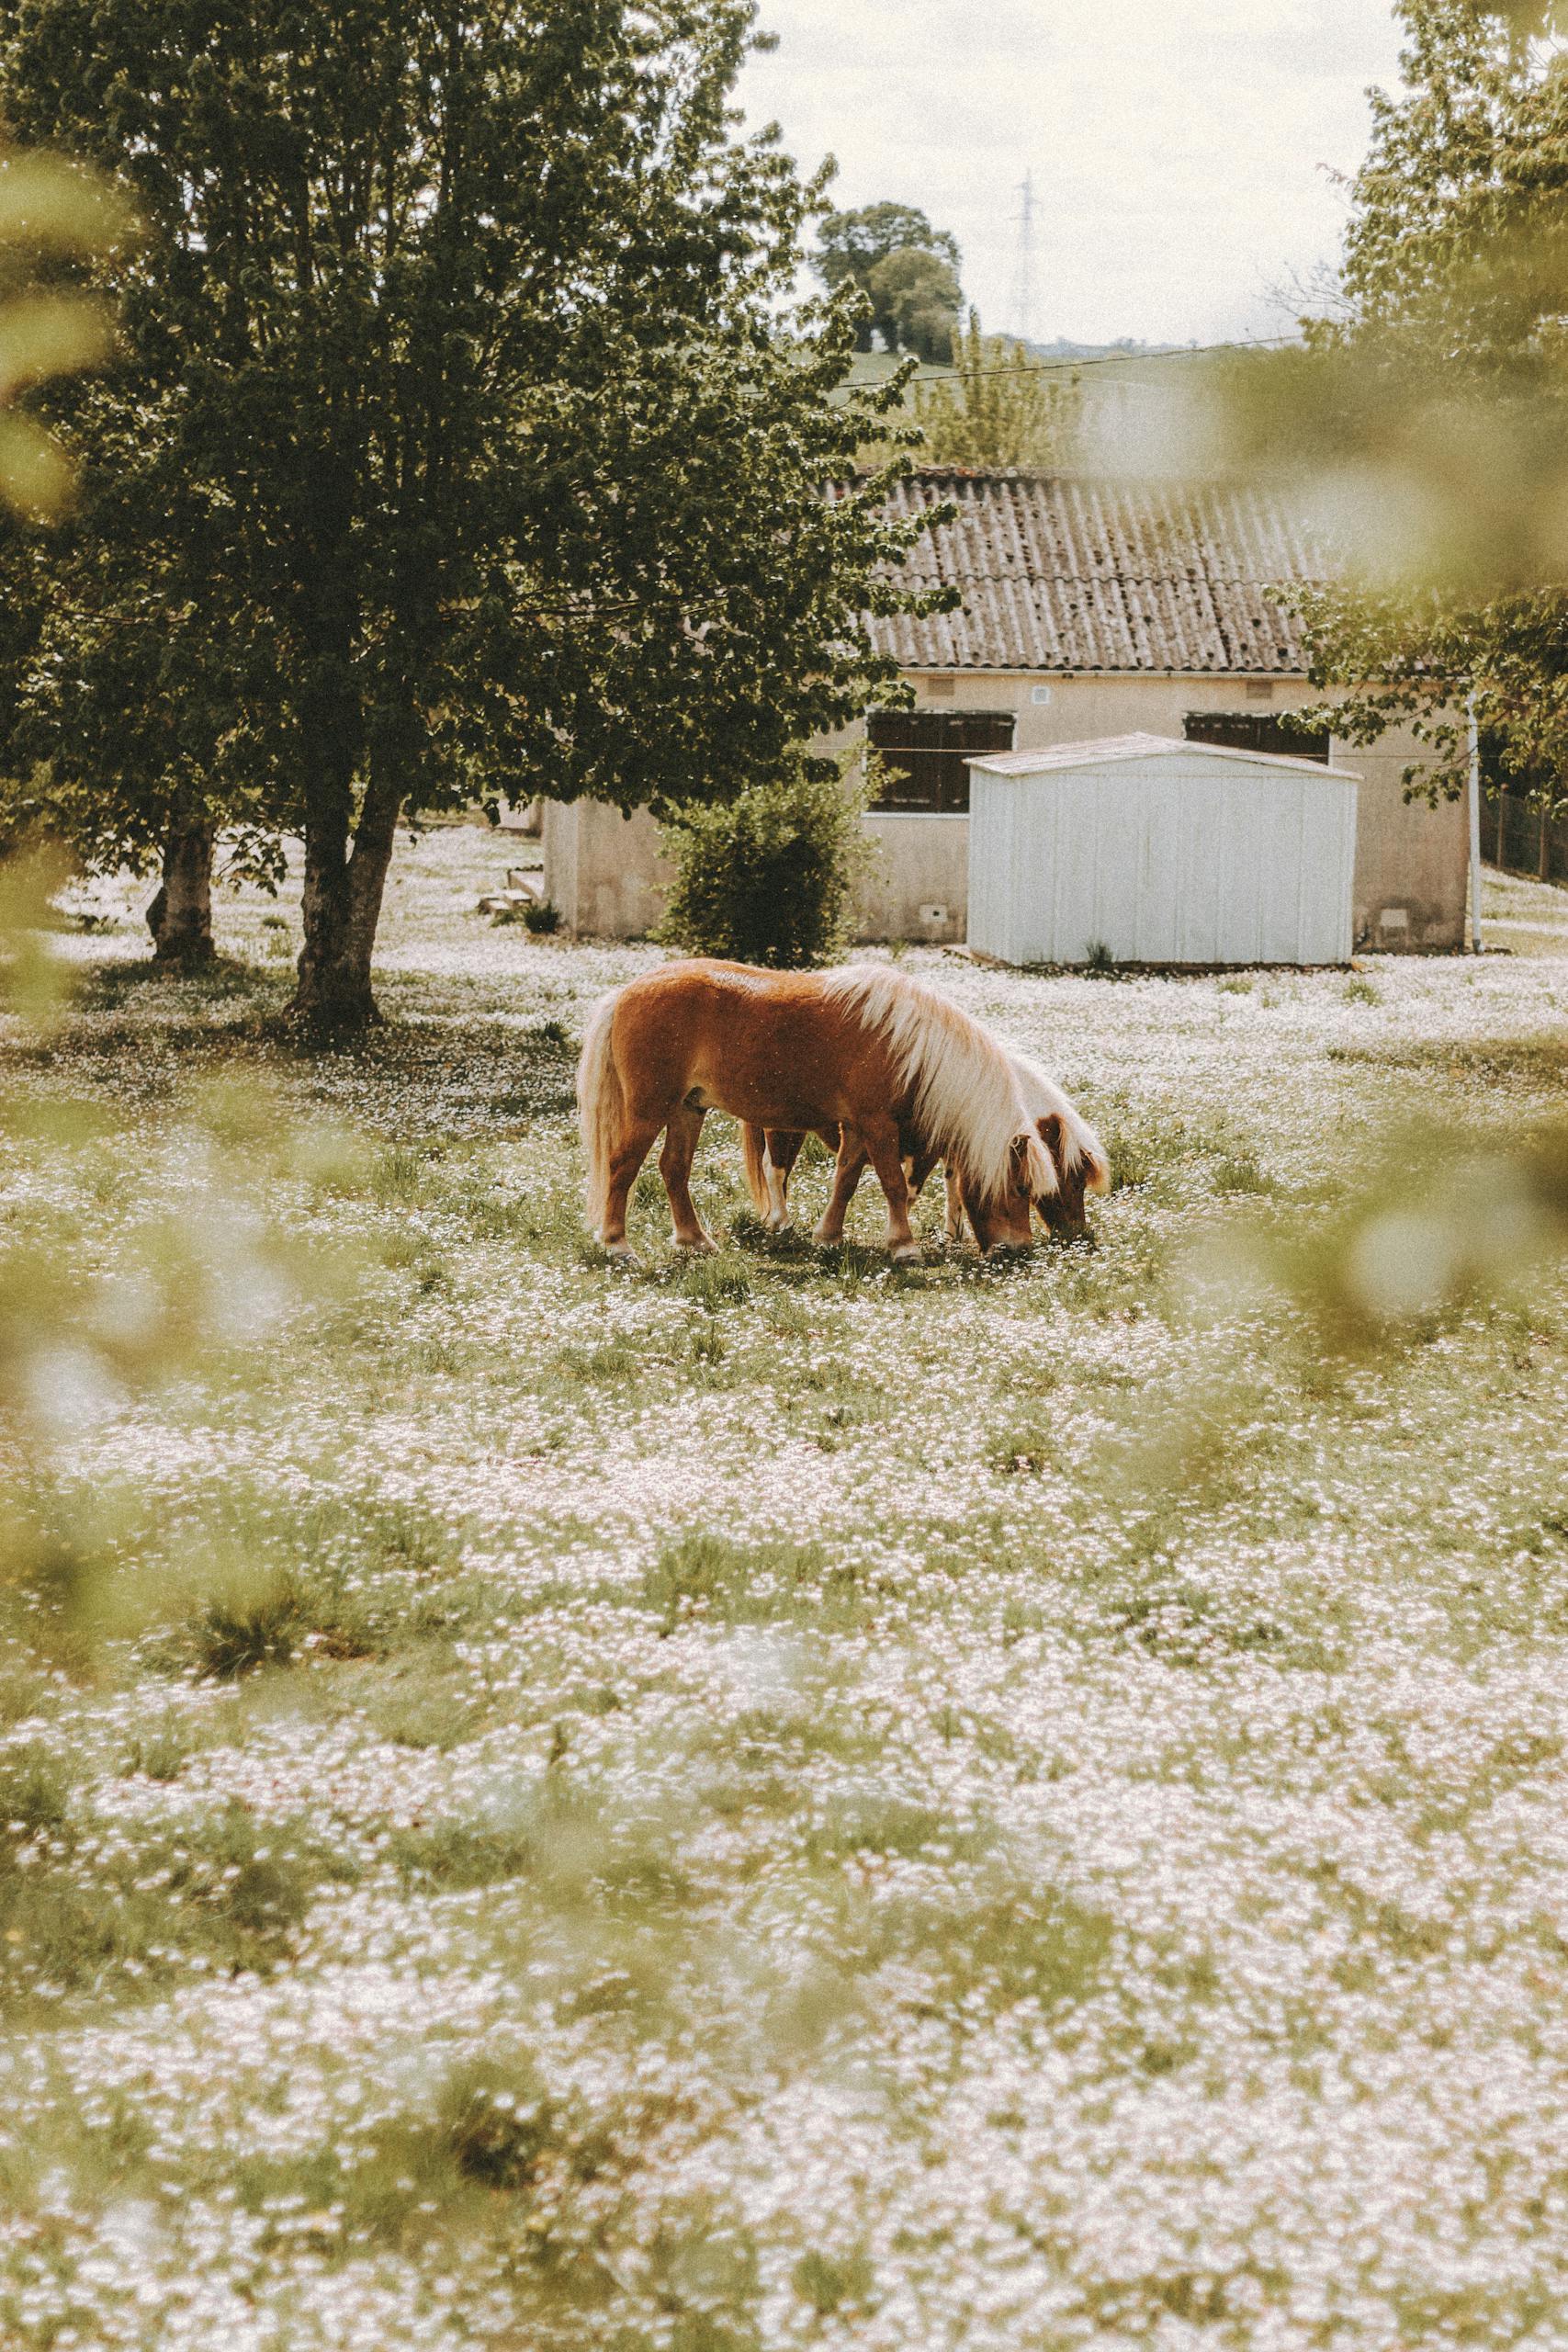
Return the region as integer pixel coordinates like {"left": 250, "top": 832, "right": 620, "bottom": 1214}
{"left": 747, "top": 1046, "right": 1110, "bottom": 1247}
{"left": 577, "top": 960, "right": 1058, "bottom": 1261}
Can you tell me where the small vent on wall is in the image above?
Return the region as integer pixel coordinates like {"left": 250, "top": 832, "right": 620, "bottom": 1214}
{"left": 1245, "top": 680, "right": 1274, "bottom": 702}
{"left": 926, "top": 674, "right": 956, "bottom": 699}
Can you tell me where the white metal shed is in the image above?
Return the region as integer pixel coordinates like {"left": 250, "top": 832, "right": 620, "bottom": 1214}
{"left": 965, "top": 732, "right": 1359, "bottom": 967}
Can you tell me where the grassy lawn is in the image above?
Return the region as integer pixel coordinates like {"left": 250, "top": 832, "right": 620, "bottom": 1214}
{"left": 4, "top": 829, "right": 1568, "bottom": 2348}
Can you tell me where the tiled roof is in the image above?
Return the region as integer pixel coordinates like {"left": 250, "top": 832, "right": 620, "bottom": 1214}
{"left": 862, "top": 470, "right": 1325, "bottom": 675}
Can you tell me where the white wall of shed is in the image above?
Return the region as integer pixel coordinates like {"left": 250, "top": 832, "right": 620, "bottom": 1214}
{"left": 967, "top": 751, "right": 1356, "bottom": 967}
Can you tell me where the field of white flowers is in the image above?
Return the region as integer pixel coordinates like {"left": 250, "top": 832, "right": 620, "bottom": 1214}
{"left": 4, "top": 825, "right": 1568, "bottom": 2351}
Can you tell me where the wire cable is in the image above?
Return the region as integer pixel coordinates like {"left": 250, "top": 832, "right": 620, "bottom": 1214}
{"left": 838, "top": 332, "right": 1301, "bottom": 394}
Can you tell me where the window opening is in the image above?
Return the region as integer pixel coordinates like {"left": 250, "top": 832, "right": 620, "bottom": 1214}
{"left": 866, "top": 708, "right": 1016, "bottom": 813}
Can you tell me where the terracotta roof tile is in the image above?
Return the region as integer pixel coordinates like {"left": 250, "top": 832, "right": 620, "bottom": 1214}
{"left": 860, "top": 470, "right": 1323, "bottom": 674}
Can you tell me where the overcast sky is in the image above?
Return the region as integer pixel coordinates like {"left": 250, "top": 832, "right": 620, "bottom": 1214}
{"left": 736, "top": 1, "right": 1409, "bottom": 347}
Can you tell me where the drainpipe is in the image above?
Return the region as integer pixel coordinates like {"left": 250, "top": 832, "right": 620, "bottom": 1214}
{"left": 1467, "top": 692, "right": 1483, "bottom": 954}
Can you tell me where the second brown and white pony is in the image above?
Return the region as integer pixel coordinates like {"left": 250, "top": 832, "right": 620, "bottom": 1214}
{"left": 577, "top": 960, "right": 1058, "bottom": 1261}
{"left": 746, "top": 1044, "right": 1110, "bottom": 1246}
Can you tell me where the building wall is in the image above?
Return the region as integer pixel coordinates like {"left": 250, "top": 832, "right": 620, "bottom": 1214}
{"left": 1340, "top": 727, "right": 1469, "bottom": 953}
{"left": 543, "top": 797, "right": 671, "bottom": 941}
{"left": 859, "top": 813, "right": 968, "bottom": 944}
{"left": 543, "top": 671, "right": 1471, "bottom": 953}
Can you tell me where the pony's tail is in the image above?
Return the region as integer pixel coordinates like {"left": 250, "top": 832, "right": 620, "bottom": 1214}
{"left": 576, "top": 989, "right": 624, "bottom": 1236}
{"left": 740, "top": 1122, "right": 771, "bottom": 1218}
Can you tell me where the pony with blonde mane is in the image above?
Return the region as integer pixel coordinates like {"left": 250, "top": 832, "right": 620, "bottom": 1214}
{"left": 577, "top": 960, "right": 1057, "bottom": 1261}
{"left": 748, "top": 1044, "right": 1110, "bottom": 1247}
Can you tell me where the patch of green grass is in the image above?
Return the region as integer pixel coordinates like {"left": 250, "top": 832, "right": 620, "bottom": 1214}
{"left": 557, "top": 1339, "right": 644, "bottom": 1383}
{"left": 0, "top": 1741, "right": 73, "bottom": 1838}
{"left": 793, "top": 2246, "right": 876, "bottom": 2316}
{"left": 360, "top": 1645, "right": 491, "bottom": 1751}
{"left": 1210, "top": 1147, "right": 1272, "bottom": 1196}
{"left": 643, "top": 1532, "right": 876, "bottom": 1634}
{"left": 178, "top": 1571, "right": 378, "bottom": 1679}
{"left": 385, "top": 1818, "right": 537, "bottom": 1892}
{"left": 223, "top": 2059, "right": 593, "bottom": 2255}
{"left": 0, "top": 1795, "right": 354, "bottom": 2013}
{"left": 989, "top": 1428, "right": 1055, "bottom": 1475}
{"left": 671, "top": 1251, "right": 751, "bottom": 1307}
{"left": 370, "top": 1141, "right": 437, "bottom": 1204}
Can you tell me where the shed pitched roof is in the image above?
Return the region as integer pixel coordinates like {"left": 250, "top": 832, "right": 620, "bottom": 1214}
{"left": 863, "top": 471, "right": 1324, "bottom": 676}
{"left": 967, "top": 731, "right": 1357, "bottom": 780}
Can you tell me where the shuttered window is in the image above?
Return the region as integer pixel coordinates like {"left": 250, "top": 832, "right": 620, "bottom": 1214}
{"left": 1183, "top": 709, "right": 1330, "bottom": 763}
{"left": 865, "top": 709, "right": 1017, "bottom": 813}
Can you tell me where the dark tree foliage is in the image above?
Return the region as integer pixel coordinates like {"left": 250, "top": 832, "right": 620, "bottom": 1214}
{"left": 0, "top": 1, "right": 951, "bottom": 1027}
{"left": 865, "top": 248, "right": 962, "bottom": 365}
{"left": 814, "top": 200, "right": 962, "bottom": 356}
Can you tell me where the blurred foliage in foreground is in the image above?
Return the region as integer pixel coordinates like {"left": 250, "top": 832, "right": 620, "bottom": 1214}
{"left": 1180, "top": 3, "right": 1568, "bottom": 808}
{"left": 0, "top": 144, "right": 131, "bottom": 517}
{"left": 0, "top": 871, "right": 371, "bottom": 1668}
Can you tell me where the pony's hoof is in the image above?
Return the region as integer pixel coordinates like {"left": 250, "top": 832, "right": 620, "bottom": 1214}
{"left": 672, "top": 1235, "right": 716, "bottom": 1256}
{"left": 604, "top": 1240, "right": 638, "bottom": 1265}
{"left": 890, "top": 1243, "right": 923, "bottom": 1266}
{"left": 811, "top": 1223, "right": 842, "bottom": 1248}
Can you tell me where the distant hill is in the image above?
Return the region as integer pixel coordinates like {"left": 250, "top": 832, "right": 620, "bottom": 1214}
{"left": 1020, "top": 337, "right": 1182, "bottom": 364}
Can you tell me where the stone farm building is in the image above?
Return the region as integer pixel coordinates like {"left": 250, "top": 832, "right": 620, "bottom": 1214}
{"left": 542, "top": 469, "right": 1469, "bottom": 955}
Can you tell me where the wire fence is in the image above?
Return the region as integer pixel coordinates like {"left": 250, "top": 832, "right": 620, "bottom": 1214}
{"left": 1483, "top": 792, "right": 1568, "bottom": 888}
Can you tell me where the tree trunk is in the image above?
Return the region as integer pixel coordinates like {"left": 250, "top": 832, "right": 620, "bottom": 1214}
{"left": 146, "top": 811, "right": 216, "bottom": 965}
{"left": 289, "top": 777, "right": 402, "bottom": 1036}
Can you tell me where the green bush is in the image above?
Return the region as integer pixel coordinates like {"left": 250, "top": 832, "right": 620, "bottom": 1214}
{"left": 655, "top": 752, "right": 882, "bottom": 968}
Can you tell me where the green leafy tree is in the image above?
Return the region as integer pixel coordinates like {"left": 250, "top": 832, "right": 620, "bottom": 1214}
{"left": 0, "top": 2, "right": 951, "bottom": 1029}
{"left": 1205, "top": 3, "right": 1568, "bottom": 802}
{"left": 865, "top": 247, "right": 962, "bottom": 365}
{"left": 815, "top": 200, "right": 962, "bottom": 355}
{"left": 915, "top": 311, "right": 1082, "bottom": 469}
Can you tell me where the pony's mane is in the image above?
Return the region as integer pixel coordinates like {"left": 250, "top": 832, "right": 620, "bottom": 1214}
{"left": 1010, "top": 1051, "right": 1111, "bottom": 1195}
{"left": 820, "top": 967, "right": 1055, "bottom": 1203}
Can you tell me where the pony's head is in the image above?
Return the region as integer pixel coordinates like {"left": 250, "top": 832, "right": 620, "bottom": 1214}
{"left": 962, "top": 1124, "right": 1057, "bottom": 1255}
{"left": 1032, "top": 1109, "right": 1111, "bottom": 1241}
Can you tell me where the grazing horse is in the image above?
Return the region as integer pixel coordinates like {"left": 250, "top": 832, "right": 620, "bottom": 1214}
{"left": 746, "top": 1046, "right": 1110, "bottom": 1246}
{"left": 577, "top": 960, "right": 1058, "bottom": 1261}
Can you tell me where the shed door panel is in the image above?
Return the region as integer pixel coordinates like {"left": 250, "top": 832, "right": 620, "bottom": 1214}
{"left": 1213, "top": 779, "right": 1259, "bottom": 963}
{"left": 1008, "top": 780, "right": 1051, "bottom": 962}
{"left": 1134, "top": 769, "right": 1186, "bottom": 963}
{"left": 1256, "top": 779, "right": 1306, "bottom": 961}
{"left": 1175, "top": 775, "right": 1226, "bottom": 963}
{"left": 1042, "top": 778, "right": 1099, "bottom": 963}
